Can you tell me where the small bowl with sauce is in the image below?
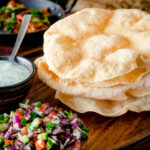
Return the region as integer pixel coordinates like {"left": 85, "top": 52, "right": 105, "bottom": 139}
{"left": 0, "top": 55, "right": 34, "bottom": 111}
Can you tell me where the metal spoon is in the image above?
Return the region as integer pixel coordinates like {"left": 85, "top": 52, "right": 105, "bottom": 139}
{"left": 9, "top": 14, "right": 31, "bottom": 63}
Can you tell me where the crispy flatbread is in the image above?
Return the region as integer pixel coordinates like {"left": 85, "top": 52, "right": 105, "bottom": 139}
{"left": 35, "top": 57, "right": 150, "bottom": 100}
{"left": 43, "top": 8, "right": 150, "bottom": 83}
{"left": 56, "top": 92, "right": 150, "bottom": 117}
{"left": 35, "top": 8, "right": 150, "bottom": 116}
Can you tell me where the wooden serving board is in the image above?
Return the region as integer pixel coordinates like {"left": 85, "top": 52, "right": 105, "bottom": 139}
{"left": 16, "top": 46, "right": 150, "bottom": 150}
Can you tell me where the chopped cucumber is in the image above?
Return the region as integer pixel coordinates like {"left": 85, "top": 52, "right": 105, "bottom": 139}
{"left": 19, "top": 135, "right": 29, "bottom": 144}
{"left": 0, "top": 136, "right": 3, "bottom": 144}
{"left": 19, "top": 103, "right": 30, "bottom": 109}
{"left": 31, "top": 118, "right": 40, "bottom": 129}
{"left": 46, "top": 137, "right": 57, "bottom": 150}
{"left": 0, "top": 123, "right": 7, "bottom": 130}
{"left": 26, "top": 123, "right": 31, "bottom": 129}
{"left": 39, "top": 127, "right": 44, "bottom": 133}
{"left": 33, "top": 110, "right": 44, "bottom": 117}
{"left": 37, "top": 132, "right": 48, "bottom": 140}
{"left": 10, "top": 111, "right": 15, "bottom": 118}
{"left": 67, "top": 111, "right": 73, "bottom": 119}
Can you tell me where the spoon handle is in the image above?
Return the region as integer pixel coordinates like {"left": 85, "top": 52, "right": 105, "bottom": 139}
{"left": 9, "top": 15, "right": 31, "bottom": 63}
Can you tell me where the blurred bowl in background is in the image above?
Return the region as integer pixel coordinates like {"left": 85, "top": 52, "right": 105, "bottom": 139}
{"left": 0, "top": 0, "right": 77, "bottom": 45}
{"left": 0, "top": 55, "right": 35, "bottom": 111}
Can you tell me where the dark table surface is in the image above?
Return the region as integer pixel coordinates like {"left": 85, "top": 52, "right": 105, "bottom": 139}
{"left": 1, "top": 0, "right": 150, "bottom": 149}
{"left": 10, "top": 46, "right": 150, "bottom": 150}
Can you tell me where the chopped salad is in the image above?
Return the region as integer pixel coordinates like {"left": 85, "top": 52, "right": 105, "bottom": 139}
{"left": 0, "top": 99, "right": 89, "bottom": 150}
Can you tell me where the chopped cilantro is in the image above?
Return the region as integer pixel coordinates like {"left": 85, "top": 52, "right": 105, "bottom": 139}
{"left": 21, "top": 119, "right": 27, "bottom": 126}
{"left": 82, "top": 127, "right": 89, "bottom": 133}
{"left": 0, "top": 137, "right": 3, "bottom": 144}
{"left": 43, "top": 17, "right": 50, "bottom": 23}
{"left": 31, "top": 17, "right": 42, "bottom": 23}
{"left": 12, "top": 6, "right": 23, "bottom": 11}
{"left": 0, "top": 114, "right": 4, "bottom": 121}
{"left": 46, "top": 122, "right": 56, "bottom": 130}
{"left": 81, "top": 131, "right": 88, "bottom": 140}
{"left": 30, "top": 9, "right": 42, "bottom": 17}
{"left": 35, "top": 102, "right": 42, "bottom": 108}
{"left": 4, "top": 8, "right": 11, "bottom": 13}
{"left": 11, "top": 13, "right": 17, "bottom": 23}
{"left": 29, "top": 111, "right": 37, "bottom": 121}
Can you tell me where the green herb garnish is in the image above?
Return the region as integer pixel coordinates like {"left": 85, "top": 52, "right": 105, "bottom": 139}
{"left": 30, "top": 9, "right": 43, "bottom": 17}
{"left": 43, "top": 17, "right": 50, "bottom": 23}
{"left": 31, "top": 17, "right": 42, "bottom": 23}
{"left": 21, "top": 119, "right": 27, "bottom": 126}
{"left": 0, "top": 114, "right": 4, "bottom": 121}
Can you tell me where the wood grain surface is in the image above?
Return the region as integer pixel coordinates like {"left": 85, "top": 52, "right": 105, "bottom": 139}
{"left": 1, "top": 0, "right": 150, "bottom": 150}
{"left": 17, "top": 47, "right": 150, "bottom": 150}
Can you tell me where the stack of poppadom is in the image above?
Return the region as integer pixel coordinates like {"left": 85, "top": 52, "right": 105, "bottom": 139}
{"left": 35, "top": 8, "right": 150, "bottom": 116}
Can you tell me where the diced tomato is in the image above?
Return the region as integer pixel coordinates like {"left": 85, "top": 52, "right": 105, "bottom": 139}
{"left": 21, "top": 127, "right": 28, "bottom": 135}
{"left": 49, "top": 111, "right": 57, "bottom": 117}
{"left": 39, "top": 104, "right": 48, "bottom": 113}
{"left": 16, "top": 14, "right": 24, "bottom": 25}
{"left": 78, "top": 118, "right": 83, "bottom": 123}
{"left": 4, "top": 140, "right": 14, "bottom": 146}
{"left": 6, "top": 1, "right": 16, "bottom": 8}
{"left": 15, "top": 109, "right": 22, "bottom": 117}
{"left": 43, "top": 117, "right": 51, "bottom": 123}
{"left": 20, "top": 115, "right": 25, "bottom": 120}
{"left": 34, "top": 137, "right": 37, "bottom": 143}
{"left": 40, "top": 119, "right": 43, "bottom": 125}
{"left": 75, "top": 141, "right": 80, "bottom": 149}
{"left": 35, "top": 139, "right": 46, "bottom": 150}
{"left": 57, "top": 108, "right": 63, "bottom": 112}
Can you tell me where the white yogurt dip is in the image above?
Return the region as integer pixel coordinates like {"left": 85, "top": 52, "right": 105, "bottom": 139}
{"left": 0, "top": 60, "right": 30, "bottom": 87}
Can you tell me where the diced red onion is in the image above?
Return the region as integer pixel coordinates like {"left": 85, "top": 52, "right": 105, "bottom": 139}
{"left": 0, "top": 132, "right": 4, "bottom": 137}
{"left": 61, "top": 120, "right": 67, "bottom": 125}
{"left": 31, "top": 105, "right": 35, "bottom": 109}
{"left": 25, "top": 108, "right": 32, "bottom": 120}
{"left": 73, "top": 122, "right": 78, "bottom": 128}
{"left": 7, "top": 122, "right": 12, "bottom": 129}
{"left": 4, "top": 127, "right": 14, "bottom": 139}
{"left": 1, "top": 129, "right": 7, "bottom": 133}
{"left": 15, "top": 139, "right": 24, "bottom": 150}
{"left": 16, "top": 139, "right": 23, "bottom": 144}
{"left": 7, "top": 146, "right": 16, "bottom": 150}
{"left": 33, "top": 129, "right": 41, "bottom": 134}
{"left": 54, "top": 106, "right": 57, "bottom": 111}
{"left": 58, "top": 112, "right": 67, "bottom": 118}
{"left": 13, "top": 115, "right": 20, "bottom": 124}
{"left": 65, "top": 130, "right": 71, "bottom": 136}
{"left": 46, "top": 103, "right": 50, "bottom": 108}
{"left": 72, "top": 129, "right": 81, "bottom": 140}
{"left": 13, "top": 123, "right": 21, "bottom": 131}
{"left": 76, "top": 127, "right": 82, "bottom": 132}
{"left": 27, "top": 131, "right": 34, "bottom": 138}
{"left": 45, "top": 108, "right": 51, "bottom": 115}
{"left": 28, "top": 129, "right": 41, "bottom": 138}
{"left": 71, "top": 118, "right": 77, "bottom": 124}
